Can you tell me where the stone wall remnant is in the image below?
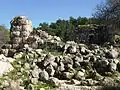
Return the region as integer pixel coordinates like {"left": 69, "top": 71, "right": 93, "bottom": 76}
{"left": 10, "top": 16, "right": 33, "bottom": 44}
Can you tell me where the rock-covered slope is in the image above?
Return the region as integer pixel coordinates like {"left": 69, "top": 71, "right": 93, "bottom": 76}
{"left": 0, "top": 16, "right": 120, "bottom": 90}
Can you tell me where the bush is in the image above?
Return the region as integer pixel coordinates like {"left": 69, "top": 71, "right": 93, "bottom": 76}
{"left": 0, "top": 25, "right": 9, "bottom": 46}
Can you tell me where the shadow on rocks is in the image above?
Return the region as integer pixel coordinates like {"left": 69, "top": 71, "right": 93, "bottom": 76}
{"left": 101, "top": 86, "right": 120, "bottom": 90}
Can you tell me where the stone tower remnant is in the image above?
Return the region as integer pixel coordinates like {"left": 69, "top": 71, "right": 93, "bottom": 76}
{"left": 10, "top": 16, "right": 33, "bottom": 44}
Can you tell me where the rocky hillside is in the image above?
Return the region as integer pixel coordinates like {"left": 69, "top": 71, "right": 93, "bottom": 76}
{"left": 0, "top": 16, "right": 120, "bottom": 90}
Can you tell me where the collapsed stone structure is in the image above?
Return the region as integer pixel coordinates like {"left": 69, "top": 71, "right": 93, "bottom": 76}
{"left": 0, "top": 16, "right": 120, "bottom": 90}
{"left": 74, "top": 25, "right": 113, "bottom": 44}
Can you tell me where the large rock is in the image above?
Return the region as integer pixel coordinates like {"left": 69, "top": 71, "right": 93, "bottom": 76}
{"left": 13, "top": 52, "right": 23, "bottom": 59}
{"left": 46, "top": 64, "right": 55, "bottom": 76}
{"left": 37, "top": 30, "right": 49, "bottom": 39}
{"left": 63, "top": 56, "right": 73, "bottom": 65}
{"left": 0, "top": 61, "right": 13, "bottom": 76}
{"left": 48, "top": 77, "right": 60, "bottom": 86}
{"left": 67, "top": 45, "right": 77, "bottom": 54}
{"left": 31, "top": 78, "right": 38, "bottom": 84}
{"left": 43, "top": 54, "right": 56, "bottom": 67}
{"left": 0, "top": 49, "right": 9, "bottom": 56}
{"left": 63, "top": 72, "right": 74, "bottom": 80}
{"left": 0, "top": 54, "right": 15, "bottom": 76}
{"left": 57, "top": 62, "right": 65, "bottom": 72}
{"left": 31, "top": 68, "right": 41, "bottom": 78}
{"left": 53, "top": 36, "right": 61, "bottom": 41}
{"left": 108, "top": 62, "right": 117, "bottom": 72}
{"left": 71, "top": 79, "right": 81, "bottom": 85}
{"left": 9, "top": 80, "right": 20, "bottom": 90}
{"left": 80, "top": 46, "right": 88, "bottom": 55}
{"left": 106, "top": 49, "right": 119, "bottom": 59}
{"left": 75, "top": 71, "right": 85, "bottom": 80}
{"left": 95, "top": 59, "right": 109, "bottom": 72}
{"left": 39, "top": 69, "right": 49, "bottom": 81}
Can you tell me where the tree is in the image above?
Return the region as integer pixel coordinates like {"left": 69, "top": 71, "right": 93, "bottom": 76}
{"left": 93, "top": 0, "right": 120, "bottom": 27}
{"left": 39, "top": 22, "right": 49, "bottom": 31}
{"left": 69, "top": 16, "right": 77, "bottom": 26}
{"left": 55, "top": 19, "right": 68, "bottom": 40}
{"left": 37, "top": 16, "right": 98, "bottom": 42}
{"left": 77, "top": 17, "right": 88, "bottom": 25}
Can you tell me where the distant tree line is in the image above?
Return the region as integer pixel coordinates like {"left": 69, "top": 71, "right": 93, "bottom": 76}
{"left": 34, "top": 17, "right": 100, "bottom": 42}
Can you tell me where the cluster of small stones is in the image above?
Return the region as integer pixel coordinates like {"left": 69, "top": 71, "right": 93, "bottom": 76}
{"left": 0, "top": 16, "right": 120, "bottom": 90}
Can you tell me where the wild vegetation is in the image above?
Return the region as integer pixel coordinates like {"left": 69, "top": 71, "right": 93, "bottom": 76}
{"left": 93, "top": 0, "right": 120, "bottom": 26}
{"left": 34, "top": 17, "right": 100, "bottom": 42}
{"left": 0, "top": 25, "right": 9, "bottom": 46}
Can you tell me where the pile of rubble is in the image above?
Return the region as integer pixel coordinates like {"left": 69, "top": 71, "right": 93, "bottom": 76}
{"left": 0, "top": 16, "right": 120, "bottom": 90}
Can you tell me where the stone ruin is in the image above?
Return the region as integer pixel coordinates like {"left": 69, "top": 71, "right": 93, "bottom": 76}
{"left": 10, "top": 16, "right": 33, "bottom": 44}
{"left": 1, "top": 16, "right": 61, "bottom": 57}
{"left": 0, "top": 16, "right": 120, "bottom": 90}
{"left": 0, "top": 16, "right": 34, "bottom": 56}
{"left": 74, "top": 25, "right": 113, "bottom": 44}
